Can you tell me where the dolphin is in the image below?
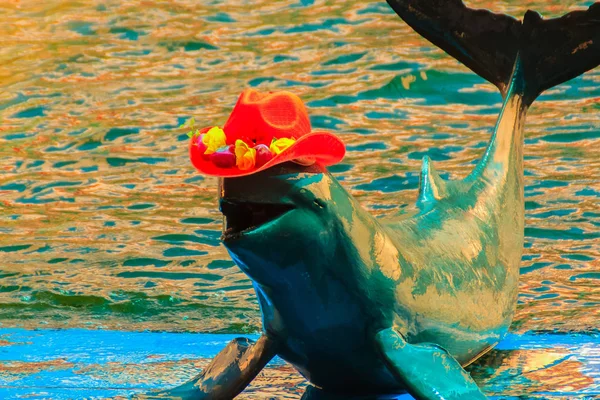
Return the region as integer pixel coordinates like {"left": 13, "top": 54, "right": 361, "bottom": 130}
{"left": 151, "top": 1, "right": 600, "bottom": 399}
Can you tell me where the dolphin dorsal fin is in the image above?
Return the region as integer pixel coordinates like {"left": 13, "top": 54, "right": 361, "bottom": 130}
{"left": 417, "top": 156, "right": 447, "bottom": 205}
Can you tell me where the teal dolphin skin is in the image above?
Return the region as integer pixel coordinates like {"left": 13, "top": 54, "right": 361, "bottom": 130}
{"left": 151, "top": 1, "right": 600, "bottom": 399}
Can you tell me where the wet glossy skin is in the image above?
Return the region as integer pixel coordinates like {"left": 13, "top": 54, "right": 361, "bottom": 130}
{"left": 218, "top": 74, "right": 526, "bottom": 393}
{"left": 221, "top": 163, "right": 402, "bottom": 392}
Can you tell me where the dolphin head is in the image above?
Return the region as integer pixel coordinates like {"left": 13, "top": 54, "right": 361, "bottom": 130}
{"left": 219, "top": 161, "right": 401, "bottom": 337}
{"left": 219, "top": 162, "right": 356, "bottom": 287}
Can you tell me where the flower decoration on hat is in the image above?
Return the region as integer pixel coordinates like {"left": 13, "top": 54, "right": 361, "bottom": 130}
{"left": 187, "top": 89, "right": 345, "bottom": 178}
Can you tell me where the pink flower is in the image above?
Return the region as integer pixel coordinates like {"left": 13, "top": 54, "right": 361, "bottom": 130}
{"left": 194, "top": 134, "right": 211, "bottom": 160}
{"left": 211, "top": 146, "right": 236, "bottom": 168}
{"left": 254, "top": 144, "right": 273, "bottom": 167}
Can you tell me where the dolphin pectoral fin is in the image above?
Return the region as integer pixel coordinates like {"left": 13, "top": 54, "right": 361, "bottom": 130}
{"left": 143, "top": 335, "right": 278, "bottom": 400}
{"left": 374, "top": 328, "right": 487, "bottom": 400}
{"left": 417, "top": 156, "right": 447, "bottom": 205}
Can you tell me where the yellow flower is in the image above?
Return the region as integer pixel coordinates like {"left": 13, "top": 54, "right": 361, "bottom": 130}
{"left": 234, "top": 140, "right": 256, "bottom": 170}
{"left": 202, "top": 126, "right": 226, "bottom": 155}
{"left": 270, "top": 137, "right": 296, "bottom": 155}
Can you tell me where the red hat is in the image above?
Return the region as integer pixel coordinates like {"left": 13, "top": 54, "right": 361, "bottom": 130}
{"left": 189, "top": 89, "right": 345, "bottom": 177}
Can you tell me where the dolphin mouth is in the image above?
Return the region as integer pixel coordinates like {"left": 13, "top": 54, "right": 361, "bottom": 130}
{"left": 220, "top": 199, "right": 295, "bottom": 241}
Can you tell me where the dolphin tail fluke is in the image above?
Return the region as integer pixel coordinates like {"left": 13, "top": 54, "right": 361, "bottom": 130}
{"left": 386, "top": 0, "right": 600, "bottom": 105}
{"left": 519, "top": 6, "right": 600, "bottom": 105}
{"left": 386, "top": 0, "right": 520, "bottom": 97}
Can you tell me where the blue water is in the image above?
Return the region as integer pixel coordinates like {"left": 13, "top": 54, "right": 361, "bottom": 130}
{"left": 0, "top": 328, "right": 598, "bottom": 399}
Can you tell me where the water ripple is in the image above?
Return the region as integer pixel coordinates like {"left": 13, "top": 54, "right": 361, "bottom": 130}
{"left": 0, "top": 0, "right": 597, "bottom": 342}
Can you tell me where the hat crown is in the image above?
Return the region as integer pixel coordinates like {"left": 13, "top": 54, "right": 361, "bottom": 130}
{"left": 223, "top": 89, "right": 312, "bottom": 145}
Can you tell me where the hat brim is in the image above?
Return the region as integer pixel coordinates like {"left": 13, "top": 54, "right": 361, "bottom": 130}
{"left": 190, "top": 131, "right": 345, "bottom": 178}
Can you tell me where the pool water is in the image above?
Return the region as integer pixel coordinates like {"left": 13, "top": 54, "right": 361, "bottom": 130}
{"left": 0, "top": 0, "right": 598, "bottom": 398}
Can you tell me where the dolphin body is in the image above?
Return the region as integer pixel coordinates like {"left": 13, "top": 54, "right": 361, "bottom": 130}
{"left": 153, "top": 1, "right": 600, "bottom": 399}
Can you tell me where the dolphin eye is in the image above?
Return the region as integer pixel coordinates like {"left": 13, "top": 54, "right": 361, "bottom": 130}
{"left": 313, "top": 198, "right": 326, "bottom": 209}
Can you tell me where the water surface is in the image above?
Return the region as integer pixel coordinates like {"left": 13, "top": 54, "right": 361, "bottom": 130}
{"left": 0, "top": 0, "right": 598, "bottom": 397}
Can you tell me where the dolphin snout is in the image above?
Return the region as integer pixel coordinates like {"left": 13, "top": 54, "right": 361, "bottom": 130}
{"left": 218, "top": 162, "right": 325, "bottom": 242}
{"left": 219, "top": 198, "right": 295, "bottom": 242}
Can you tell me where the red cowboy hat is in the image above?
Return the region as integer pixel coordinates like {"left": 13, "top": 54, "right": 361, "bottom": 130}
{"left": 189, "top": 89, "right": 345, "bottom": 177}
